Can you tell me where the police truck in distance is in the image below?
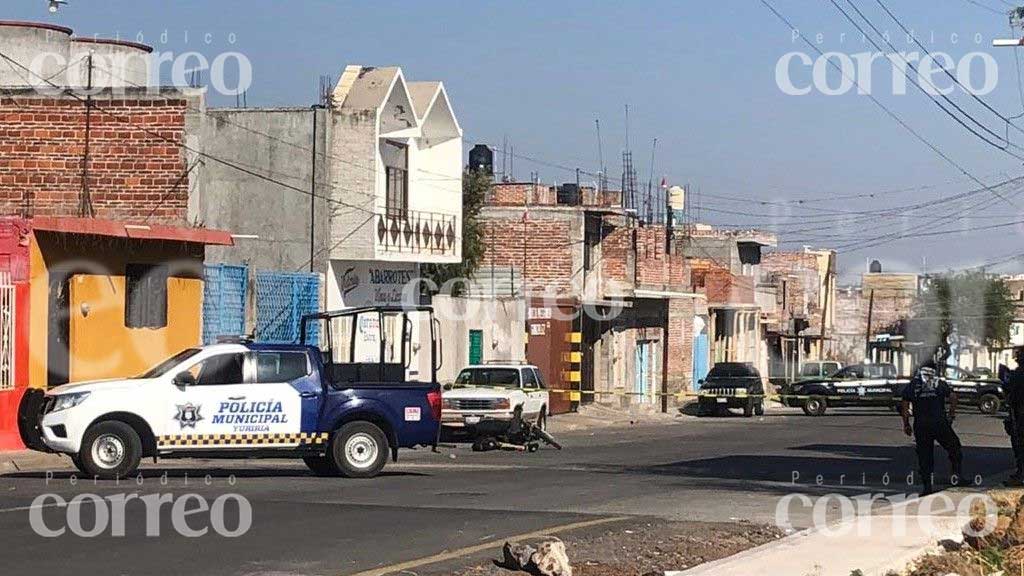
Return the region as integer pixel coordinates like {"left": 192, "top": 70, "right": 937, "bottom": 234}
{"left": 19, "top": 306, "right": 443, "bottom": 479}
{"left": 782, "top": 362, "right": 908, "bottom": 416}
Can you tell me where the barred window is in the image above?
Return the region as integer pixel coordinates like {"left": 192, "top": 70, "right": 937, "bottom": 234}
{"left": 125, "top": 264, "right": 168, "bottom": 329}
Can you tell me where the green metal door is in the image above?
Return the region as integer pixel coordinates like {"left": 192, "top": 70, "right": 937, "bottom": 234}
{"left": 469, "top": 329, "right": 483, "bottom": 365}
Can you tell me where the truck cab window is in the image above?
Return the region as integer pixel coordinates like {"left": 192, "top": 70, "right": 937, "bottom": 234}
{"left": 256, "top": 352, "right": 309, "bottom": 383}
{"left": 523, "top": 368, "right": 538, "bottom": 389}
{"left": 187, "top": 353, "right": 245, "bottom": 386}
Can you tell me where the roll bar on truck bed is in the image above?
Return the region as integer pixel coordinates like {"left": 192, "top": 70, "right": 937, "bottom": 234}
{"left": 300, "top": 306, "right": 442, "bottom": 384}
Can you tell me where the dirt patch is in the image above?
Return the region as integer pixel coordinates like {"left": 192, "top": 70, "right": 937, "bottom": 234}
{"left": 447, "top": 519, "right": 784, "bottom": 576}
{"left": 906, "top": 489, "right": 1024, "bottom": 576}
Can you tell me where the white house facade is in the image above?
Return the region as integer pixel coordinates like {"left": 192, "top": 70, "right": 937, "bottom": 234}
{"left": 326, "top": 65, "right": 463, "bottom": 309}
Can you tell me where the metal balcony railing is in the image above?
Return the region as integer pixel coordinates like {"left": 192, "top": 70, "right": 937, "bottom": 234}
{"left": 376, "top": 209, "right": 458, "bottom": 256}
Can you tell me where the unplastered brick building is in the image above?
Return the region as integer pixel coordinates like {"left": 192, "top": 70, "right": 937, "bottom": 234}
{"left": 475, "top": 181, "right": 707, "bottom": 413}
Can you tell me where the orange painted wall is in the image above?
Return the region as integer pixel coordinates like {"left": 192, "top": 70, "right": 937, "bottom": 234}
{"left": 68, "top": 275, "right": 202, "bottom": 381}
{"left": 28, "top": 231, "right": 205, "bottom": 387}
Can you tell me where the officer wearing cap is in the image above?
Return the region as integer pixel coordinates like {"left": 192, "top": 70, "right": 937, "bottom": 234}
{"left": 900, "top": 359, "right": 962, "bottom": 495}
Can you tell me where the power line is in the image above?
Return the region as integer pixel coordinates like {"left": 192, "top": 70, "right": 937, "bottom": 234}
{"left": 759, "top": 0, "right": 1017, "bottom": 212}
{"left": 830, "top": 0, "right": 1024, "bottom": 162}
{"left": 962, "top": 0, "right": 1007, "bottom": 15}
{"left": 871, "top": 0, "right": 1024, "bottom": 138}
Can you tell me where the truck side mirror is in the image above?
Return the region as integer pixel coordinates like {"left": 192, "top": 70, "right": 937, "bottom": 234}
{"left": 173, "top": 371, "right": 196, "bottom": 387}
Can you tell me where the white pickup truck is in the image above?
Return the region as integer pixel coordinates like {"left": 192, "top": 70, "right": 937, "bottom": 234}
{"left": 441, "top": 363, "right": 550, "bottom": 432}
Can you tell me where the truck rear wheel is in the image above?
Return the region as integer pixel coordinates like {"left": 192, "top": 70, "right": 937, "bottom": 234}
{"left": 979, "top": 394, "right": 1001, "bottom": 415}
{"left": 78, "top": 421, "right": 142, "bottom": 480}
{"left": 330, "top": 422, "right": 389, "bottom": 478}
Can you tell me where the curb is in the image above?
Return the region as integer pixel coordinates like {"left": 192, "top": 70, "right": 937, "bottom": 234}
{"left": 0, "top": 450, "right": 69, "bottom": 475}
{"left": 668, "top": 492, "right": 964, "bottom": 576}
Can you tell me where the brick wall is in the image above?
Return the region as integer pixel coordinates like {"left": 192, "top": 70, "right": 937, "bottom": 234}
{"left": 479, "top": 215, "right": 575, "bottom": 294}
{"left": 690, "top": 258, "right": 754, "bottom": 305}
{"left": 636, "top": 225, "right": 689, "bottom": 290}
{"left": 761, "top": 251, "right": 823, "bottom": 328}
{"left": 0, "top": 93, "right": 190, "bottom": 224}
{"left": 667, "top": 295, "right": 706, "bottom": 401}
{"left": 600, "top": 224, "right": 631, "bottom": 285}
{"left": 489, "top": 183, "right": 556, "bottom": 206}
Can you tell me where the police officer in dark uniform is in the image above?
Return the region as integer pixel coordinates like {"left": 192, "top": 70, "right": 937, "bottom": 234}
{"left": 900, "top": 360, "right": 962, "bottom": 495}
{"left": 1000, "top": 347, "right": 1024, "bottom": 486}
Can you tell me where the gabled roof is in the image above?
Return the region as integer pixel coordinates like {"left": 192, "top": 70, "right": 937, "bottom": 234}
{"left": 333, "top": 66, "right": 402, "bottom": 111}
{"left": 407, "top": 81, "right": 441, "bottom": 120}
{"left": 331, "top": 65, "right": 461, "bottom": 142}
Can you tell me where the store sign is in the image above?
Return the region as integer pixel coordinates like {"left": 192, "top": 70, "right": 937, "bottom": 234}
{"left": 330, "top": 261, "right": 419, "bottom": 308}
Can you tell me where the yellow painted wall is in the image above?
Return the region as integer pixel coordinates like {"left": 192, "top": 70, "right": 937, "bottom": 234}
{"left": 28, "top": 238, "right": 47, "bottom": 389}
{"left": 69, "top": 275, "right": 202, "bottom": 382}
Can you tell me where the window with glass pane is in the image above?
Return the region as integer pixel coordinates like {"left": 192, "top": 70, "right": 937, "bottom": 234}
{"left": 256, "top": 352, "right": 309, "bottom": 382}
{"left": 382, "top": 140, "right": 408, "bottom": 217}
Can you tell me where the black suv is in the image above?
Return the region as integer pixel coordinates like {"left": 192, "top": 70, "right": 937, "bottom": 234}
{"left": 697, "top": 362, "right": 764, "bottom": 417}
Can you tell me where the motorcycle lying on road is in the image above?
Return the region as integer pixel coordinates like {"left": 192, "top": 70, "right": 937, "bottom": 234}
{"left": 470, "top": 407, "right": 563, "bottom": 452}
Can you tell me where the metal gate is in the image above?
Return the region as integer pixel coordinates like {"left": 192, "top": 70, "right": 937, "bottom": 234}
{"left": 203, "top": 264, "right": 248, "bottom": 344}
{"left": 0, "top": 270, "right": 14, "bottom": 391}
{"left": 255, "top": 272, "right": 320, "bottom": 345}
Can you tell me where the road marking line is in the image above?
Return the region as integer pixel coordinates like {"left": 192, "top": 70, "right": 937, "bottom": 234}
{"left": 345, "top": 515, "right": 629, "bottom": 576}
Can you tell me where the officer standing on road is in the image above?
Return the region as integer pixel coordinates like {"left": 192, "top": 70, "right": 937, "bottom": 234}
{"left": 999, "top": 347, "right": 1024, "bottom": 486}
{"left": 900, "top": 360, "right": 962, "bottom": 495}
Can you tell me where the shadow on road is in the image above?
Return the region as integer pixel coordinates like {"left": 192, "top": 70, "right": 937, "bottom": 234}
{"left": 637, "top": 443, "right": 1012, "bottom": 489}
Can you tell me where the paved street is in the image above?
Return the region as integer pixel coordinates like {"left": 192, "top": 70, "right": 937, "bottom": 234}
{"left": 0, "top": 406, "right": 1013, "bottom": 575}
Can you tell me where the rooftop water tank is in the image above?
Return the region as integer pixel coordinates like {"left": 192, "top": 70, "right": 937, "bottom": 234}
{"left": 69, "top": 37, "right": 153, "bottom": 88}
{"left": 0, "top": 21, "right": 72, "bottom": 88}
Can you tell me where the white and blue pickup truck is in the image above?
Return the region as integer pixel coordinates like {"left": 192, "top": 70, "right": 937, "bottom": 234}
{"left": 18, "top": 306, "right": 444, "bottom": 479}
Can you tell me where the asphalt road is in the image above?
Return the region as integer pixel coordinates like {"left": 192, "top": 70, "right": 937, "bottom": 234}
{"left": 0, "top": 406, "right": 1013, "bottom": 575}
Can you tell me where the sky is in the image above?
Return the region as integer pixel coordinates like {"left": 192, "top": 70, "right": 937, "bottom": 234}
{"left": 10, "top": 0, "right": 1024, "bottom": 283}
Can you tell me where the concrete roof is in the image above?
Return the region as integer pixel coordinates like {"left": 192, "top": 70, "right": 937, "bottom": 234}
{"left": 407, "top": 81, "right": 440, "bottom": 120}
{"left": 335, "top": 66, "right": 402, "bottom": 110}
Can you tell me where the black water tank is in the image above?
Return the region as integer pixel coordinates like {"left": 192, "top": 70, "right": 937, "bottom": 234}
{"left": 468, "top": 144, "right": 493, "bottom": 175}
{"left": 557, "top": 183, "right": 580, "bottom": 205}
{"left": 869, "top": 260, "right": 882, "bottom": 273}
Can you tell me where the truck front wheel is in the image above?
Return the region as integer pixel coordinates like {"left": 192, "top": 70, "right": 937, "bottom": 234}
{"left": 330, "top": 422, "right": 389, "bottom": 478}
{"left": 78, "top": 421, "right": 142, "bottom": 480}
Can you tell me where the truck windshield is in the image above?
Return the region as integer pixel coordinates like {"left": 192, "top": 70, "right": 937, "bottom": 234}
{"left": 136, "top": 348, "right": 202, "bottom": 379}
{"left": 454, "top": 368, "right": 520, "bottom": 389}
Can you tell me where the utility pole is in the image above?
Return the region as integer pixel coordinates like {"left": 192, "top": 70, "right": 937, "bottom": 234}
{"left": 309, "top": 104, "right": 326, "bottom": 272}
{"left": 864, "top": 289, "right": 875, "bottom": 362}
{"left": 79, "top": 53, "right": 95, "bottom": 218}
{"left": 820, "top": 251, "right": 834, "bottom": 358}
{"left": 660, "top": 179, "right": 673, "bottom": 413}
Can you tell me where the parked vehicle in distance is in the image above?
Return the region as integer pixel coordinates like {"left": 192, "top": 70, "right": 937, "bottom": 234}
{"left": 890, "top": 365, "right": 1003, "bottom": 414}
{"left": 19, "top": 306, "right": 443, "bottom": 480}
{"left": 442, "top": 362, "right": 549, "bottom": 433}
{"left": 782, "top": 362, "right": 907, "bottom": 416}
{"left": 697, "top": 362, "right": 765, "bottom": 418}
{"left": 798, "top": 361, "right": 842, "bottom": 380}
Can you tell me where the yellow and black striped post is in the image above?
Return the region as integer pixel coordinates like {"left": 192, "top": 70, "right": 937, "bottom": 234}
{"left": 562, "top": 331, "right": 583, "bottom": 407}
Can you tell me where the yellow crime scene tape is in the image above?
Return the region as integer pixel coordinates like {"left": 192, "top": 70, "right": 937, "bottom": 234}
{"left": 538, "top": 388, "right": 903, "bottom": 404}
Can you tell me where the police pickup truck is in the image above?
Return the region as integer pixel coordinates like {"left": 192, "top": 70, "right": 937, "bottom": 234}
{"left": 783, "top": 363, "right": 907, "bottom": 416}
{"left": 19, "top": 306, "right": 443, "bottom": 479}
{"left": 892, "top": 365, "right": 1003, "bottom": 414}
